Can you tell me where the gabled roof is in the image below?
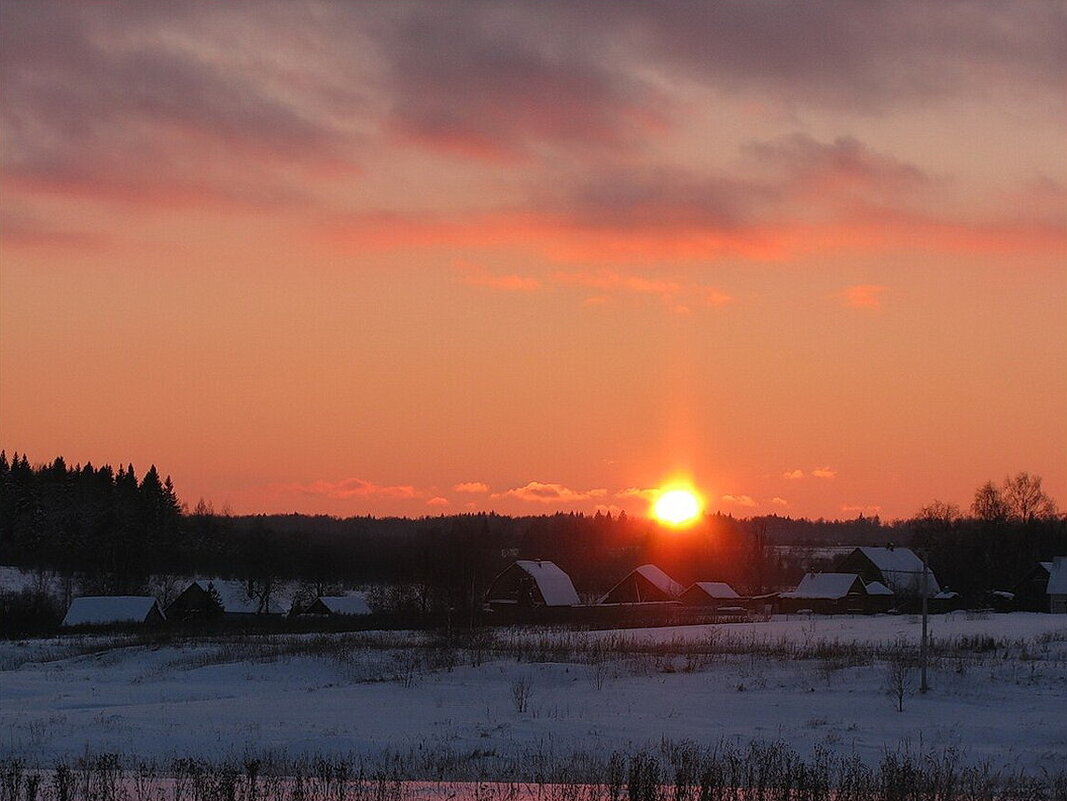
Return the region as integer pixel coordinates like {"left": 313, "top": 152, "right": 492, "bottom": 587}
{"left": 1048, "top": 557, "right": 1067, "bottom": 596}
{"left": 316, "top": 595, "right": 372, "bottom": 615}
{"left": 687, "top": 581, "right": 740, "bottom": 599}
{"left": 632, "top": 564, "right": 685, "bottom": 598}
{"left": 781, "top": 573, "right": 864, "bottom": 600}
{"left": 62, "top": 596, "right": 162, "bottom": 626}
{"left": 853, "top": 547, "right": 942, "bottom": 595}
{"left": 513, "top": 560, "right": 580, "bottom": 606}
{"left": 191, "top": 579, "right": 284, "bottom": 614}
{"left": 864, "top": 581, "right": 894, "bottom": 596}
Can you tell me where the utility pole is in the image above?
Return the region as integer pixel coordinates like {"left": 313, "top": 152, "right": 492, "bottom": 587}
{"left": 920, "top": 556, "right": 929, "bottom": 694}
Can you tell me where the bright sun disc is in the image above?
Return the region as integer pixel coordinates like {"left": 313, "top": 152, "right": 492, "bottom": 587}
{"left": 652, "top": 489, "right": 703, "bottom": 526}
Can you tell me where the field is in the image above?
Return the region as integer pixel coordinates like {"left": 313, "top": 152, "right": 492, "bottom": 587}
{"left": 3, "top": 612, "right": 1066, "bottom": 784}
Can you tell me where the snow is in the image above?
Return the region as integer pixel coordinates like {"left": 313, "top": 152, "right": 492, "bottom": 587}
{"left": 1047, "top": 557, "right": 1067, "bottom": 595}
{"left": 781, "top": 573, "right": 862, "bottom": 599}
{"left": 856, "top": 547, "right": 942, "bottom": 596}
{"left": 61, "top": 596, "right": 161, "bottom": 626}
{"left": 317, "top": 595, "right": 372, "bottom": 615}
{"left": 864, "top": 581, "right": 893, "bottom": 596}
{"left": 688, "top": 582, "right": 740, "bottom": 599}
{"left": 514, "top": 560, "right": 580, "bottom": 606}
{"left": 632, "top": 564, "right": 685, "bottom": 597}
{"left": 4, "top": 613, "right": 1065, "bottom": 773}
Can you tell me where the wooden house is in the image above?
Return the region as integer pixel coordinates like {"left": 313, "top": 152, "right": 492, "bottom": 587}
{"left": 485, "top": 560, "right": 580, "bottom": 610}
{"left": 166, "top": 579, "right": 283, "bottom": 622}
{"left": 599, "top": 564, "right": 684, "bottom": 604}
{"left": 680, "top": 581, "right": 740, "bottom": 608}
{"left": 62, "top": 596, "right": 165, "bottom": 627}
{"left": 835, "top": 546, "right": 941, "bottom": 598}
{"left": 1048, "top": 557, "right": 1067, "bottom": 614}
{"left": 299, "top": 594, "right": 372, "bottom": 616}
{"left": 779, "top": 573, "right": 889, "bottom": 614}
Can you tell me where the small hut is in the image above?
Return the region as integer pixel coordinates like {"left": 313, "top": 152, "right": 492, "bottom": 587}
{"left": 835, "top": 547, "right": 941, "bottom": 597}
{"left": 599, "top": 564, "right": 684, "bottom": 604}
{"left": 166, "top": 579, "right": 283, "bottom": 621}
{"left": 485, "top": 560, "right": 580, "bottom": 609}
{"left": 680, "top": 582, "right": 740, "bottom": 607}
{"left": 300, "top": 594, "right": 372, "bottom": 616}
{"left": 62, "top": 596, "right": 165, "bottom": 627}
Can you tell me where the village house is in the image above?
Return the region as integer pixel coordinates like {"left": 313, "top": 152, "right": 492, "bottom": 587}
{"left": 485, "top": 560, "right": 580, "bottom": 610}
{"left": 779, "top": 573, "right": 892, "bottom": 614}
{"left": 62, "top": 596, "right": 165, "bottom": 627}
{"left": 598, "top": 564, "right": 684, "bottom": 604}
{"left": 1048, "top": 557, "right": 1067, "bottom": 614}
{"left": 680, "top": 581, "right": 741, "bottom": 608}
{"left": 165, "top": 579, "right": 284, "bottom": 622}
{"left": 835, "top": 546, "right": 942, "bottom": 598}
{"left": 298, "top": 594, "right": 372, "bottom": 616}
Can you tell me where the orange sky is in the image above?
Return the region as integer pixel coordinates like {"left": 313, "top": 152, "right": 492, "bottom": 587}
{"left": 2, "top": 2, "right": 1065, "bottom": 520}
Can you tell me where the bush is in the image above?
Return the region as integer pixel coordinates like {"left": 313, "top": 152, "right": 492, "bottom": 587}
{"left": 0, "top": 589, "right": 61, "bottom": 637}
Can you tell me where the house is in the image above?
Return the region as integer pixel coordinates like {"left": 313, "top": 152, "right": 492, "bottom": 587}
{"left": 299, "top": 594, "right": 372, "bottom": 616}
{"left": 1048, "top": 557, "right": 1067, "bottom": 614}
{"left": 680, "top": 582, "right": 740, "bottom": 607}
{"left": 1013, "top": 561, "right": 1055, "bottom": 611}
{"left": 835, "top": 546, "right": 942, "bottom": 598}
{"left": 485, "top": 560, "right": 580, "bottom": 609}
{"left": 599, "top": 564, "right": 684, "bottom": 604}
{"left": 779, "top": 573, "right": 891, "bottom": 614}
{"left": 166, "top": 579, "right": 284, "bottom": 621}
{"left": 62, "top": 596, "right": 165, "bottom": 627}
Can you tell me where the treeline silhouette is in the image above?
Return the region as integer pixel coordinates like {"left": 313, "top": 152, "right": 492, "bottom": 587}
{"left": 2, "top": 454, "right": 1064, "bottom": 624}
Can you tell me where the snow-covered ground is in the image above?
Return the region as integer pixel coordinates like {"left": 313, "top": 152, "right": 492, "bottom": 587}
{"left": 2, "top": 614, "right": 1065, "bottom": 774}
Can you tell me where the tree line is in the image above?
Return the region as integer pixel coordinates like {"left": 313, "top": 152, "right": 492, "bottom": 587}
{"left": 2, "top": 454, "right": 1064, "bottom": 628}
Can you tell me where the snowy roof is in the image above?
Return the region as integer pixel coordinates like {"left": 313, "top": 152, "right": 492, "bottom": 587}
{"left": 864, "top": 581, "right": 894, "bottom": 596}
{"left": 781, "top": 573, "right": 863, "bottom": 600}
{"left": 316, "top": 595, "right": 372, "bottom": 615}
{"left": 855, "top": 547, "right": 942, "bottom": 596}
{"left": 62, "top": 596, "right": 162, "bottom": 626}
{"left": 633, "top": 564, "right": 685, "bottom": 598}
{"left": 191, "top": 579, "right": 284, "bottom": 614}
{"left": 688, "top": 582, "right": 740, "bottom": 599}
{"left": 1048, "top": 557, "right": 1067, "bottom": 596}
{"left": 514, "top": 560, "right": 580, "bottom": 606}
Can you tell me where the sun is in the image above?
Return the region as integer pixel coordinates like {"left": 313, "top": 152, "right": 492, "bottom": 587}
{"left": 652, "top": 488, "right": 704, "bottom": 527}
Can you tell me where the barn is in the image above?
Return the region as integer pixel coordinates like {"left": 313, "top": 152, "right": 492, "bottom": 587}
{"left": 166, "top": 579, "right": 284, "bottom": 621}
{"left": 599, "top": 564, "right": 684, "bottom": 604}
{"left": 835, "top": 546, "right": 941, "bottom": 598}
{"left": 485, "top": 560, "right": 580, "bottom": 609}
{"left": 680, "top": 581, "right": 741, "bottom": 607}
{"left": 300, "top": 594, "right": 372, "bottom": 616}
{"left": 62, "top": 596, "right": 165, "bottom": 627}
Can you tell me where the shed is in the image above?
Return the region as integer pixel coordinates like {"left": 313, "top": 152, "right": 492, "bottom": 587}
{"left": 485, "top": 560, "right": 580, "bottom": 608}
{"left": 1048, "top": 557, "right": 1067, "bottom": 614}
{"left": 835, "top": 547, "right": 942, "bottom": 597}
{"left": 780, "top": 573, "right": 872, "bottom": 614}
{"left": 680, "top": 582, "right": 740, "bottom": 606}
{"left": 599, "top": 564, "right": 684, "bottom": 604}
{"left": 1013, "top": 561, "right": 1056, "bottom": 611}
{"left": 166, "top": 579, "right": 283, "bottom": 621}
{"left": 62, "top": 596, "right": 165, "bottom": 627}
{"left": 301, "top": 594, "right": 372, "bottom": 616}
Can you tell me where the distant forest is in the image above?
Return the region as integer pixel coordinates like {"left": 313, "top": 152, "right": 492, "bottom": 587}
{"left": 1, "top": 453, "right": 1064, "bottom": 619}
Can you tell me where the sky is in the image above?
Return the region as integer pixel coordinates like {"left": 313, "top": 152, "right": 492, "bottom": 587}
{"left": 2, "top": 1, "right": 1065, "bottom": 521}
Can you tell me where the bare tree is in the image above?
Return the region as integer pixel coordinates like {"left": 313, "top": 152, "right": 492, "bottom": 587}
{"left": 1002, "top": 472, "right": 1058, "bottom": 522}
{"left": 971, "top": 481, "right": 1010, "bottom": 523}
{"left": 886, "top": 653, "right": 913, "bottom": 712}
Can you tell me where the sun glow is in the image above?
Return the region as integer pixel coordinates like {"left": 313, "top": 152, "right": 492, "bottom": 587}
{"left": 652, "top": 487, "right": 704, "bottom": 527}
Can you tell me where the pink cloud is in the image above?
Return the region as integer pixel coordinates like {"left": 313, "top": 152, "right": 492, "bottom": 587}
{"left": 282, "top": 478, "right": 419, "bottom": 500}
{"left": 426, "top": 496, "right": 450, "bottom": 507}
{"left": 772, "top": 497, "right": 790, "bottom": 507}
{"left": 458, "top": 261, "right": 541, "bottom": 292}
{"left": 722, "top": 494, "right": 757, "bottom": 507}
{"left": 453, "top": 481, "right": 489, "bottom": 494}
{"left": 616, "top": 487, "right": 659, "bottom": 501}
{"left": 783, "top": 469, "right": 804, "bottom": 480}
{"left": 496, "top": 481, "right": 607, "bottom": 503}
{"left": 840, "top": 284, "right": 888, "bottom": 309}
{"left": 812, "top": 467, "right": 838, "bottom": 479}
